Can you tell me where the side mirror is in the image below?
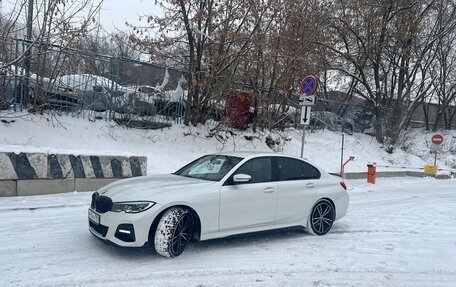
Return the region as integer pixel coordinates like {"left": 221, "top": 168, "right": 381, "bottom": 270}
{"left": 232, "top": 173, "right": 251, "bottom": 183}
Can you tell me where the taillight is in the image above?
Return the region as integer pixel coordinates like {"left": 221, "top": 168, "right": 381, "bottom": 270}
{"left": 340, "top": 182, "right": 347, "bottom": 190}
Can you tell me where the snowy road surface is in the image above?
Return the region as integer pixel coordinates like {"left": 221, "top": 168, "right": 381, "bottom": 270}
{"left": 0, "top": 177, "right": 455, "bottom": 287}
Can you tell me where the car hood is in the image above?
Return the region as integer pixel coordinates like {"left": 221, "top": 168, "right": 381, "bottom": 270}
{"left": 98, "top": 174, "right": 216, "bottom": 202}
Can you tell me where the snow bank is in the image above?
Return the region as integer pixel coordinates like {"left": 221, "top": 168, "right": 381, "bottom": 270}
{"left": 1, "top": 111, "right": 454, "bottom": 175}
{"left": 400, "top": 128, "right": 456, "bottom": 169}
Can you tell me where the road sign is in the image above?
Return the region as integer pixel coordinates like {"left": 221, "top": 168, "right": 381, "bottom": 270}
{"left": 430, "top": 144, "right": 443, "bottom": 153}
{"left": 430, "top": 134, "right": 444, "bottom": 167}
{"left": 431, "top": 134, "right": 444, "bottom": 145}
{"left": 299, "top": 75, "right": 317, "bottom": 159}
{"left": 300, "top": 76, "right": 318, "bottom": 96}
{"left": 300, "top": 106, "right": 311, "bottom": 125}
{"left": 299, "top": 95, "right": 316, "bottom": 106}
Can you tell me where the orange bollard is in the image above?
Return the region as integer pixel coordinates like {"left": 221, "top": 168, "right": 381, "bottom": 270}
{"left": 367, "top": 163, "right": 376, "bottom": 184}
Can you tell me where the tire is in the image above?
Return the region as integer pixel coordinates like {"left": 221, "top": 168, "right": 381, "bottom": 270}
{"left": 306, "top": 199, "right": 335, "bottom": 236}
{"left": 154, "top": 207, "right": 194, "bottom": 258}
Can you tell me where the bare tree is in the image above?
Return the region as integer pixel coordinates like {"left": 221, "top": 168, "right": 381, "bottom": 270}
{"left": 131, "top": 0, "right": 274, "bottom": 125}
{"left": 431, "top": 0, "right": 456, "bottom": 130}
{"left": 31, "top": 0, "right": 103, "bottom": 110}
{"left": 241, "top": 0, "right": 330, "bottom": 130}
{"left": 0, "top": 0, "right": 103, "bottom": 111}
{"left": 315, "top": 0, "right": 456, "bottom": 152}
{"left": 130, "top": 0, "right": 332, "bottom": 128}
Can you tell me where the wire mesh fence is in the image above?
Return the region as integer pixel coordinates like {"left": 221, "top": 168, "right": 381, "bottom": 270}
{"left": 2, "top": 39, "right": 421, "bottom": 134}
{"left": 0, "top": 39, "right": 187, "bottom": 128}
{"left": 268, "top": 93, "right": 375, "bottom": 133}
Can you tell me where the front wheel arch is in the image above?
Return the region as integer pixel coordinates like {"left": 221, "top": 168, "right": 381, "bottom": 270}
{"left": 148, "top": 205, "right": 202, "bottom": 246}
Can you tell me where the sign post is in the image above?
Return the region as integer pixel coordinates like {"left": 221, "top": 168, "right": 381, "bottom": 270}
{"left": 431, "top": 134, "right": 444, "bottom": 166}
{"left": 425, "top": 134, "right": 444, "bottom": 175}
{"left": 299, "top": 75, "right": 318, "bottom": 158}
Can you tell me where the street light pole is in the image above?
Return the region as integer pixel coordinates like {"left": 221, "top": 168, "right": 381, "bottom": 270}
{"left": 23, "top": 0, "right": 34, "bottom": 108}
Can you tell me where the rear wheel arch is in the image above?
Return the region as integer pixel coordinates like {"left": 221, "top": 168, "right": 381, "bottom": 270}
{"left": 306, "top": 197, "right": 336, "bottom": 219}
{"left": 306, "top": 197, "right": 336, "bottom": 235}
{"left": 320, "top": 197, "right": 336, "bottom": 219}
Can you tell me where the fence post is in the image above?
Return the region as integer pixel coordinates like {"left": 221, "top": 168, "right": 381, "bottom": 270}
{"left": 13, "top": 39, "right": 19, "bottom": 112}
{"left": 340, "top": 133, "right": 344, "bottom": 175}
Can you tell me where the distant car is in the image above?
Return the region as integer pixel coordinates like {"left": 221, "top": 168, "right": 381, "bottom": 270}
{"left": 88, "top": 152, "right": 349, "bottom": 258}
{"left": 136, "top": 86, "right": 185, "bottom": 118}
{"left": 8, "top": 74, "right": 157, "bottom": 115}
{"left": 55, "top": 74, "right": 158, "bottom": 115}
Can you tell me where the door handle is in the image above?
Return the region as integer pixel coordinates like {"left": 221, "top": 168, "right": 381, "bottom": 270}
{"left": 306, "top": 183, "right": 315, "bottom": 188}
{"left": 263, "top": 187, "right": 275, "bottom": 193}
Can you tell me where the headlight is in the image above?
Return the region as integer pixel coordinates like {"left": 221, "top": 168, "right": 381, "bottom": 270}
{"left": 111, "top": 201, "right": 155, "bottom": 213}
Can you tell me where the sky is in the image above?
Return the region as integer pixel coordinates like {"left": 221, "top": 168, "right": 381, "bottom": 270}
{"left": 99, "top": 0, "right": 163, "bottom": 32}
{"left": 0, "top": 0, "right": 163, "bottom": 33}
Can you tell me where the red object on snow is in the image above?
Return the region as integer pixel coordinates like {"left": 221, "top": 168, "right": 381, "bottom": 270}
{"left": 224, "top": 90, "right": 252, "bottom": 129}
{"left": 431, "top": 134, "right": 444, "bottom": 145}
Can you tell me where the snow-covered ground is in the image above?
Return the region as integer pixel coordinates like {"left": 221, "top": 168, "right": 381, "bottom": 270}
{"left": 1, "top": 112, "right": 455, "bottom": 286}
{"left": 1, "top": 112, "right": 454, "bottom": 174}
{"left": 0, "top": 177, "right": 454, "bottom": 286}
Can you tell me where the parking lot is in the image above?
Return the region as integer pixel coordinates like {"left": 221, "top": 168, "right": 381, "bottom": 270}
{"left": 0, "top": 177, "right": 455, "bottom": 287}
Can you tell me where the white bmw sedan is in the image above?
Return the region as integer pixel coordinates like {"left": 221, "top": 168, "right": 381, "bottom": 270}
{"left": 88, "top": 151, "right": 349, "bottom": 257}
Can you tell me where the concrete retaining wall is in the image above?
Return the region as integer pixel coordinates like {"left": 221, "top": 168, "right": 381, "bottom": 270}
{"left": 0, "top": 152, "right": 147, "bottom": 197}
{"left": 343, "top": 170, "right": 452, "bottom": 179}
{"left": 344, "top": 171, "right": 410, "bottom": 179}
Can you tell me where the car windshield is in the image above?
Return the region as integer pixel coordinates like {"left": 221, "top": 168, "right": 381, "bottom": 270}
{"left": 174, "top": 155, "right": 243, "bottom": 181}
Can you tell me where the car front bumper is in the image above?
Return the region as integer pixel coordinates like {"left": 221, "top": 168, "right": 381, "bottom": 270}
{"left": 88, "top": 204, "right": 161, "bottom": 247}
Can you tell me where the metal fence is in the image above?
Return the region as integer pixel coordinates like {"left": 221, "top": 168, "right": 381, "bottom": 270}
{"left": 269, "top": 93, "right": 375, "bottom": 133}
{"left": 0, "top": 39, "right": 187, "bottom": 128}
{"left": 0, "top": 39, "right": 379, "bottom": 132}
{"left": 310, "top": 98, "right": 375, "bottom": 134}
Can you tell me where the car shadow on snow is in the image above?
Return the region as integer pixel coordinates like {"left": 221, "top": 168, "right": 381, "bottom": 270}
{"left": 91, "top": 226, "right": 310, "bottom": 258}
{"left": 85, "top": 233, "right": 159, "bottom": 259}
{"left": 86, "top": 224, "right": 346, "bottom": 259}
{"left": 187, "top": 226, "right": 309, "bottom": 254}
{"left": 189, "top": 221, "right": 349, "bottom": 254}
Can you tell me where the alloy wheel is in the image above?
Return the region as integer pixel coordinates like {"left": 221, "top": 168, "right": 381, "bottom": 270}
{"left": 170, "top": 214, "right": 194, "bottom": 256}
{"left": 310, "top": 200, "right": 334, "bottom": 235}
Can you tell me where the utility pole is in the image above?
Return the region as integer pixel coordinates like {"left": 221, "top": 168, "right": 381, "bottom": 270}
{"left": 23, "top": 0, "right": 34, "bottom": 109}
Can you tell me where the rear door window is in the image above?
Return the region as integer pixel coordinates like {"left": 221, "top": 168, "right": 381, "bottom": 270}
{"left": 276, "top": 157, "right": 321, "bottom": 181}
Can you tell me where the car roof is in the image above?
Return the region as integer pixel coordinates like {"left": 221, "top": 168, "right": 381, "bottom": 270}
{"left": 210, "top": 151, "right": 327, "bottom": 173}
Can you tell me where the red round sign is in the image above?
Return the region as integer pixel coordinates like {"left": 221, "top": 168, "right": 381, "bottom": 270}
{"left": 431, "top": 134, "right": 444, "bottom": 145}
{"left": 300, "top": 76, "right": 318, "bottom": 96}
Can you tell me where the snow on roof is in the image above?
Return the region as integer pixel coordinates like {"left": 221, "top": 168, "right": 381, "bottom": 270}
{"left": 212, "top": 151, "right": 274, "bottom": 158}
{"left": 56, "top": 74, "right": 126, "bottom": 91}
